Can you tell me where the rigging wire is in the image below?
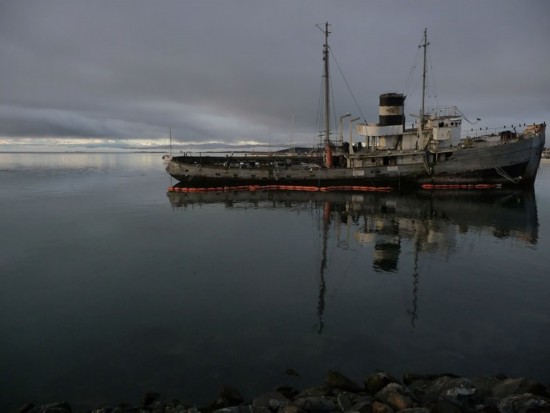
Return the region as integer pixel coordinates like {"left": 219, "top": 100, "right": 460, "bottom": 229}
{"left": 403, "top": 40, "right": 422, "bottom": 96}
{"left": 427, "top": 51, "right": 440, "bottom": 107}
{"left": 330, "top": 70, "right": 337, "bottom": 139}
{"left": 328, "top": 46, "right": 367, "bottom": 122}
{"left": 314, "top": 70, "right": 324, "bottom": 146}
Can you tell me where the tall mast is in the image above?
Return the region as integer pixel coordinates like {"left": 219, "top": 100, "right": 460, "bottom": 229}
{"left": 320, "top": 22, "right": 330, "bottom": 144}
{"left": 419, "top": 28, "right": 429, "bottom": 140}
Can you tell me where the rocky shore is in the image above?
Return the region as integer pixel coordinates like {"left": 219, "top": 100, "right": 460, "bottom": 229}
{"left": 11, "top": 371, "right": 550, "bottom": 413}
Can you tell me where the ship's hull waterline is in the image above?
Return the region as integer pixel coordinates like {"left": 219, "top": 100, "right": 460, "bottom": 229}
{"left": 166, "top": 128, "right": 545, "bottom": 190}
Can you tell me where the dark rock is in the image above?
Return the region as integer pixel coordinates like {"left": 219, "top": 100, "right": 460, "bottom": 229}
{"left": 350, "top": 396, "right": 375, "bottom": 413}
{"left": 430, "top": 398, "right": 462, "bottom": 413}
{"left": 470, "top": 376, "right": 502, "bottom": 402}
{"left": 267, "top": 401, "right": 282, "bottom": 412}
{"left": 325, "top": 370, "right": 360, "bottom": 392}
{"left": 11, "top": 403, "right": 34, "bottom": 413}
{"left": 201, "top": 385, "right": 245, "bottom": 413}
{"left": 162, "top": 402, "right": 189, "bottom": 413}
{"left": 163, "top": 407, "right": 187, "bottom": 413}
{"left": 252, "top": 391, "right": 289, "bottom": 411}
{"left": 336, "top": 392, "right": 354, "bottom": 411}
{"left": 422, "top": 376, "right": 477, "bottom": 407}
{"left": 296, "top": 385, "right": 332, "bottom": 399}
{"left": 16, "top": 371, "right": 550, "bottom": 413}
{"left": 371, "top": 401, "right": 394, "bottom": 413}
{"left": 279, "top": 406, "right": 306, "bottom": 413}
{"left": 425, "top": 376, "right": 474, "bottom": 395}
{"left": 375, "top": 383, "right": 416, "bottom": 411}
{"left": 409, "top": 375, "right": 501, "bottom": 408}
{"left": 496, "top": 393, "right": 550, "bottom": 413}
{"left": 111, "top": 405, "right": 139, "bottom": 413}
{"left": 286, "top": 369, "right": 300, "bottom": 377}
{"left": 143, "top": 391, "right": 161, "bottom": 406}
{"left": 149, "top": 400, "right": 168, "bottom": 413}
{"left": 365, "top": 373, "right": 399, "bottom": 396}
{"left": 219, "top": 386, "right": 245, "bottom": 405}
{"left": 404, "top": 381, "right": 432, "bottom": 404}
{"left": 402, "top": 373, "right": 457, "bottom": 386}
{"left": 294, "top": 396, "right": 336, "bottom": 412}
{"left": 89, "top": 407, "right": 115, "bottom": 413}
{"left": 275, "top": 386, "right": 300, "bottom": 400}
{"left": 474, "top": 405, "right": 499, "bottom": 413}
{"left": 32, "top": 402, "right": 72, "bottom": 413}
{"left": 212, "top": 407, "right": 253, "bottom": 413}
{"left": 492, "top": 377, "right": 549, "bottom": 398}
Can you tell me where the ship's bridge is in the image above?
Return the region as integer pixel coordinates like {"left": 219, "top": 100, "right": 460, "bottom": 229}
{"left": 425, "top": 106, "right": 463, "bottom": 148}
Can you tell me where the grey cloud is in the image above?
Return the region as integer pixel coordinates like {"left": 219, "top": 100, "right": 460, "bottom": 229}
{"left": 1, "top": 0, "right": 549, "bottom": 150}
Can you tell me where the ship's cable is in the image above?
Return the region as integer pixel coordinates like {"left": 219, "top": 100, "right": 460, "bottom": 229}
{"left": 495, "top": 166, "right": 520, "bottom": 184}
{"left": 329, "top": 47, "right": 367, "bottom": 122}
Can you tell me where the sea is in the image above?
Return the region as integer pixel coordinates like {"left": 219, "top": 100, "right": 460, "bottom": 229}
{"left": 1, "top": 152, "right": 549, "bottom": 411}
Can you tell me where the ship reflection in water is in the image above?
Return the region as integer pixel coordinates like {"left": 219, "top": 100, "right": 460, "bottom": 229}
{"left": 167, "top": 188, "right": 538, "bottom": 332}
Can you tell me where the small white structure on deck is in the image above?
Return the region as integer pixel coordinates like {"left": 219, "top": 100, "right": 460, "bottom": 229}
{"left": 357, "top": 96, "right": 464, "bottom": 152}
{"left": 425, "top": 107, "right": 463, "bottom": 148}
{"left": 357, "top": 92, "right": 406, "bottom": 151}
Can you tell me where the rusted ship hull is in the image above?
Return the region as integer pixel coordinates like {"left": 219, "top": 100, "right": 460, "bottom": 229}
{"left": 166, "top": 127, "right": 545, "bottom": 190}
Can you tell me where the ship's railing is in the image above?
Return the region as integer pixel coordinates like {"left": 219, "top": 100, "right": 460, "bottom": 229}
{"left": 424, "top": 106, "right": 462, "bottom": 118}
{"left": 462, "top": 123, "right": 538, "bottom": 139}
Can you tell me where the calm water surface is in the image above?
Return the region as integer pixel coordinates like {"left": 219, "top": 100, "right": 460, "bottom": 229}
{"left": 1, "top": 153, "right": 549, "bottom": 411}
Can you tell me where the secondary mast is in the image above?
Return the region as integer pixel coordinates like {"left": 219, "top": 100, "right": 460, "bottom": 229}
{"left": 317, "top": 22, "right": 333, "bottom": 167}
{"left": 323, "top": 22, "right": 330, "bottom": 145}
{"left": 419, "top": 28, "right": 429, "bottom": 143}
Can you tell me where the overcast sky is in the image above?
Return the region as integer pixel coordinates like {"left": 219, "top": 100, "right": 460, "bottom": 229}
{"left": 1, "top": 0, "right": 549, "bottom": 151}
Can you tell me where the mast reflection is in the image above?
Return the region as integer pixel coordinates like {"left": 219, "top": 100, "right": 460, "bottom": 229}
{"left": 167, "top": 188, "right": 538, "bottom": 330}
